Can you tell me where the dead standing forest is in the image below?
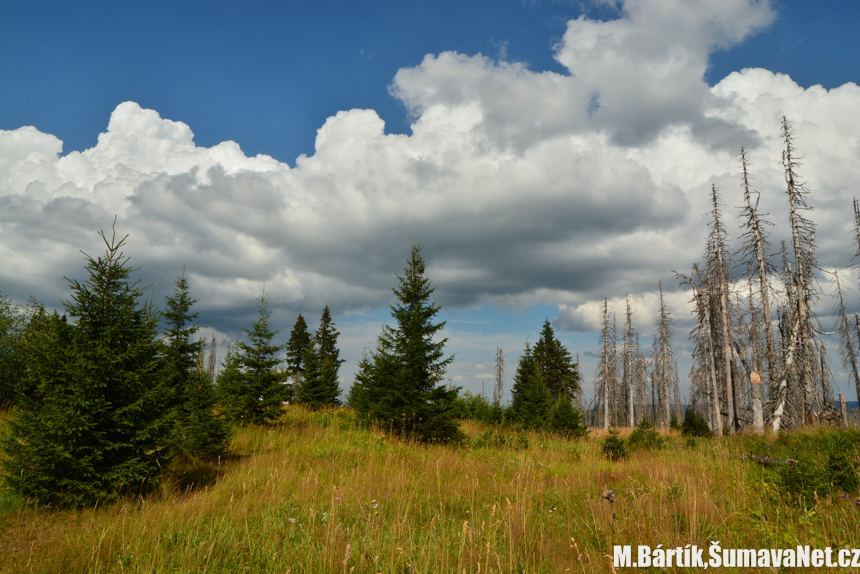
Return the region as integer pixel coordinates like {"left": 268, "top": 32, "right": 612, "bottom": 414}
{"left": 591, "top": 117, "right": 860, "bottom": 434}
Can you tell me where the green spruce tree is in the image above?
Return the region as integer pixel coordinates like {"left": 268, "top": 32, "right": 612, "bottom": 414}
{"left": 214, "top": 343, "right": 247, "bottom": 422}
{"left": 161, "top": 270, "right": 229, "bottom": 457}
{"left": 508, "top": 343, "right": 551, "bottom": 429}
{"left": 285, "top": 314, "right": 312, "bottom": 401}
{"left": 179, "top": 346, "right": 231, "bottom": 457}
{"left": 346, "top": 351, "right": 371, "bottom": 412}
{"left": 353, "top": 244, "right": 460, "bottom": 442}
{"left": 297, "top": 307, "right": 343, "bottom": 408}
{"left": 547, "top": 397, "right": 588, "bottom": 438}
{"left": 532, "top": 319, "right": 580, "bottom": 401}
{"left": 0, "top": 292, "right": 43, "bottom": 409}
{"left": 0, "top": 290, "right": 21, "bottom": 408}
{"left": 1, "top": 227, "right": 170, "bottom": 507}
{"left": 216, "top": 293, "right": 286, "bottom": 425}
{"left": 349, "top": 336, "right": 400, "bottom": 422}
{"left": 162, "top": 269, "right": 200, "bottom": 398}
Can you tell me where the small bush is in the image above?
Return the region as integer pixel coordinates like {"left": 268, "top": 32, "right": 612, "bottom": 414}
{"left": 547, "top": 398, "right": 589, "bottom": 439}
{"left": 680, "top": 409, "right": 712, "bottom": 438}
{"left": 451, "top": 391, "right": 504, "bottom": 424}
{"left": 779, "top": 455, "right": 830, "bottom": 507}
{"left": 825, "top": 434, "right": 859, "bottom": 493}
{"left": 744, "top": 428, "right": 860, "bottom": 507}
{"left": 669, "top": 414, "right": 680, "bottom": 430}
{"left": 627, "top": 419, "right": 666, "bottom": 451}
{"left": 601, "top": 428, "right": 628, "bottom": 461}
{"left": 471, "top": 427, "right": 529, "bottom": 450}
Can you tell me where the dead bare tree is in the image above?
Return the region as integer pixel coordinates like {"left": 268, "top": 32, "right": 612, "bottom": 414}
{"left": 651, "top": 282, "right": 678, "bottom": 427}
{"left": 782, "top": 116, "right": 819, "bottom": 425}
{"left": 831, "top": 270, "right": 860, "bottom": 411}
{"left": 677, "top": 264, "right": 724, "bottom": 434}
{"left": 623, "top": 296, "right": 638, "bottom": 427}
{"left": 633, "top": 331, "right": 648, "bottom": 425}
{"left": 493, "top": 346, "right": 505, "bottom": 408}
{"left": 594, "top": 299, "right": 617, "bottom": 429}
{"left": 737, "top": 148, "right": 778, "bottom": 431}
{"left": 849, "top": 197, "right": 860, "bottom": 407}
{"left": 741, "top": 270, "right": 765, "bottom": 432}
{"left": 206, "top": 335, "right": 218, "bottom": 382}
{"left": 708, "top": 184, "right": 738, "bottom": 433}
{"left": 772, "top": 242, "right": 802, "bottom": 431}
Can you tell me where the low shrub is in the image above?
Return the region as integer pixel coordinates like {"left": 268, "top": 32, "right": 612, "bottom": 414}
{"left": 680, "top": 409, "right": 712, "bottom": 438}
{"left": 826, "top": 433, "right": 859, "bottom": 493}
{"left": 547, "top": 398, "right": 589, "bottom": 439}
{"left": 471, "top": 427, "right": 529, "bottom": 450}
{"left": 601, "top": 428, "right": 628, "bottom": 461}
{"left": 744, "top": 428, "right": 860, "bottom": 508}
{"left": 627, "top": 419, "right": 666, "bottom": 451}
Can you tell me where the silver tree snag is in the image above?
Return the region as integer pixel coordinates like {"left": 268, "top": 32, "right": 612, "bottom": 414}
{"left": 709, "top": 184, "right": 737, "bottom": 433}
{"left": 623, "top": 295, "right": 636, "bottom": 427}
{"left": 595, "top": 299, "right": 614, "bottom": 429}
{"left": 832, "top": 270, "right": 860, "bottom": 414}
{"left": 493, "top": 346, "right": 505, "bottom": 409}
{"left": 651, "top": 282, "right": 678, "bottom": 427}
{"left": 782, "top": 117, "right": 817, "bottom": 424}
{"left": 850, "top": 198, "right": 860, "bottom": 408}
{"left": 738, "top": 148, "right": 778, "bottom": 427}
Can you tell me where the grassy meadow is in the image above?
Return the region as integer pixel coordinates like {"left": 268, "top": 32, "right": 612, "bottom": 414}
{"left": 1, "top": 407, "right": 859, "bottom": 573}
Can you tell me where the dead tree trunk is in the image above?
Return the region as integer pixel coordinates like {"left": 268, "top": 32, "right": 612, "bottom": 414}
{"left": 832, "top": 271, "right": 860, "bottom": 414}
{"left": 678, "top": 264, "right": 724, "bottom": 434}
{"left": 595, "top": 299, "right": 613, "bottom": 429}
{"left": 782, "top": 117, "right": 816, "bottom": 425}
{"left": 710, "top": 184, "right": 737, "bottom": 433}
{"left": 652, "top": 282, "right": 677, "bottom": 427}
{"left": 850, "top": 198, "right": 860, "bottom": 407}
{"left": 493, "top": 347, "right": 505, "bottom": 409}
{"left": 206, "top": 335, "right": 218, "bottom": 382}
{"left": 624, "top": 296, "right": 635, "bottom": 427}
{"left": 739, "top": 148, "right": 778, "bottom": 423}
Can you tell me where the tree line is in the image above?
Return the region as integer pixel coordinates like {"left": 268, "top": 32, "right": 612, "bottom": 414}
{"left": 0, "top": 236, "right": 587, "bottom": 507}
{"left": 0, "top": 228, "right": 351, "bottom": 506}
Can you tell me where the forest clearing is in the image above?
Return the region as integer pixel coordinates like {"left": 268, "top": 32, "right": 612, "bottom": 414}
{"left": 1, "top": 406, "right": 859, "bottom": 574}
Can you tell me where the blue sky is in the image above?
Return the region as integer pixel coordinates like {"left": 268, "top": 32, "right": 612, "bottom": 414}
{"left": 4, "top": 0, "right": 858, "bottom": 164}
{"left": 2, "top": 0, "right": 860, "bottom": 404}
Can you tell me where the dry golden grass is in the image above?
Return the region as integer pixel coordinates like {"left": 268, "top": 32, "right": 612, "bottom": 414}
{"left": 0, "top": 407, "right": 858, "bottom": 573}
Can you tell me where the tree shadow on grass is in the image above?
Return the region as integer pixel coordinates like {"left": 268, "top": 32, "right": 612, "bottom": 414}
{"left": 165, "top": 453, "right": 245, "bottom": 494}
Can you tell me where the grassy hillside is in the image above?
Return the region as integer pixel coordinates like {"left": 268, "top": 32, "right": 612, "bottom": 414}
{"left": 1, "top": 407, "right": 859, "bottom": 573}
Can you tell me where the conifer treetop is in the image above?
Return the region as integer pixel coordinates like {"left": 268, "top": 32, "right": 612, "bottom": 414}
{"left": 65, "top": 223, "right": 149, "bottom": 335}
{"left": 390, "top": 243, "right": 453, "bottom": 390}
{"left": 286, "top": 314, "right": 312, "bottom": 375}
{"left": 316, "top": 306, "right": 343, "bottom": 367}
{"left": 162, "top": 268, "right": 202, "bottom": 375}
